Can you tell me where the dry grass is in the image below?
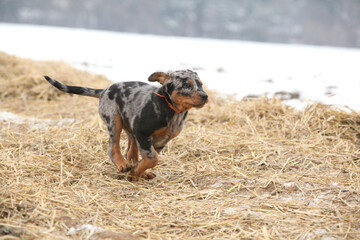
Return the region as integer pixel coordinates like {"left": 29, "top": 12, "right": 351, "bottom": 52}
{"left": 1, "top": 51, "right": 360, "bottom": 239}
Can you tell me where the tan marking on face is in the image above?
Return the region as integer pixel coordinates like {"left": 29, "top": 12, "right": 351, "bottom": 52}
{"left": 188, "top": 79, "right": 194, "bottom": 85}
{"left": 171, "top": 90, "right": 193, "bottom": 112}
{"left": 171, "top": 90, "right": 207, "bottom": 112}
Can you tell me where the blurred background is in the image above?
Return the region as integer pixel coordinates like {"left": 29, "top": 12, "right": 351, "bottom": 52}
{"left": 1, "top": 0, "right": 360, "bottom": 48}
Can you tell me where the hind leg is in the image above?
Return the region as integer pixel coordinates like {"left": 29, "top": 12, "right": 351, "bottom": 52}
{"left": 125, "top": 133, "right": 139, "bottom": 165}
{"left": 106, "top": 114, "right": 132, "bottom": 172}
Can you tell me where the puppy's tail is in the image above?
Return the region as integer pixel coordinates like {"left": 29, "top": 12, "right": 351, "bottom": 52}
{"left": 44, "top": 75, "right": 103, "bottom": 98}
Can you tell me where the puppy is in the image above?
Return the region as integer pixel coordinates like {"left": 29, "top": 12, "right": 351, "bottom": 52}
{"left": 44, "top": 69, "right": 208, "bottom": 181}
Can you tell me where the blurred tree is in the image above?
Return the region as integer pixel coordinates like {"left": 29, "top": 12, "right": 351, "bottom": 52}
{"left": 0, "top": 0, "right": 359, "bottom": 48}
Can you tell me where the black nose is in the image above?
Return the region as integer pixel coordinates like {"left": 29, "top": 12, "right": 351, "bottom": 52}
{"left": 200, "top": 93, "right": 208, "bottom": 101}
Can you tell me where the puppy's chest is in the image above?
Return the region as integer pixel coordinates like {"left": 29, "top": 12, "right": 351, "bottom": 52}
{"left": 151, "top": 114, "right": 185, "bottom": 148}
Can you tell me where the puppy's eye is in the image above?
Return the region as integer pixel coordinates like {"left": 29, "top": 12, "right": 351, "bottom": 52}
{"left": 184, "top": 83, "right": 192, "bottom": 89}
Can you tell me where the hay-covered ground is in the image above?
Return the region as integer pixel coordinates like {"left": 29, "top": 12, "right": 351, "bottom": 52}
{"left": 1, "top": 51, "right": 360, "bottom": 239}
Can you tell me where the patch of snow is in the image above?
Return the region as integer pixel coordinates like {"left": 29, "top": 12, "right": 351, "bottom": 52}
{"left": 317, "top": 190, "right": 332, "bottom": 199}
{"left": 261, "top": 192, "right": 270, "bottom": 198}
{"left": 1, "top": 23, "right": 360, "bottom": 111}
{"left": 0, "top": 111, "right": 74, "bottom": 129}
{"left": 283, "top": 182, "right": 295, "bottom": 188}
{"left": 310, "top": 228, "right": 338, "bottom": 240}
{"left": 279, "top": 196, "right": 293, "bottom": 202}
{"left": 67, "top": 224, "right": 103, "bottom": 235}
{"left": 210, "top": 181, "right": 223, "bottom": 188}
{"left": 308, "top": 198, "right": 321, "bottom": 207}
{"left": 223, "top": 205, "right": 250, "bottom": 215}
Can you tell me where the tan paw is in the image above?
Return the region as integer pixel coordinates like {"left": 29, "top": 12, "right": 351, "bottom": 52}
{"left": 140, "top": 171, "right": 156, "bottom": 179}
{"left": 126, "top": 170, "right": 156, "bottom": 182}
{"left": 118, "top": 164, "right": 134, "bottom": 173}
{"left": 126, "top": 174, "right": 138, "bottom": 182}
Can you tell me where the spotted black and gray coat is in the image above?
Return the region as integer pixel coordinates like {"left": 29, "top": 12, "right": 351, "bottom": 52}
{"left": 44, "top": 69, "right": 208, "bottom": 181}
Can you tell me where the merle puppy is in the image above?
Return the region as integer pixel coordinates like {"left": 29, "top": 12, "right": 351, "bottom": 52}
{"left": 44, "top": 70, "right": 208, "bottom": 181}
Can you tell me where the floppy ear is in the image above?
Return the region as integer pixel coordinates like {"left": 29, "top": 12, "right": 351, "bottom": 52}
{"left": 148, "top": 72, "right": 170, "bottom": 85}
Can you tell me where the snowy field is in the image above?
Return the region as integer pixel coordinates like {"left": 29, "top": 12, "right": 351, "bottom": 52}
{"left": 1, "top": 23, "right": 360, "bottom": 111}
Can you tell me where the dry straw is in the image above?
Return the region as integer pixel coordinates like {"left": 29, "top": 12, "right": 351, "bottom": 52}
{"left": 1, "top": 51, "right": 360, "bottom": 239}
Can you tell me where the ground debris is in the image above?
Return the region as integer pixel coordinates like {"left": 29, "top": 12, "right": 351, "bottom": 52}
{"left": 1, "top": 51, "right": 360, "bottom": 239}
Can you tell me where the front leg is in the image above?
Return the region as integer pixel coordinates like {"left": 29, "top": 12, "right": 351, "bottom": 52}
{"left": 127, "top": 133, "right": 158, "bottom": 181}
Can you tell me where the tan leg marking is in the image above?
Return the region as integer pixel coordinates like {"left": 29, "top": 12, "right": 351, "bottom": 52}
{"left": 127, "top": 148, "right": 158, "bottom": 181}
{"left": 111, "top": 115, "right": 132, "bottom": 172}
{"left": 126, "top": 135, "right": 139, "bottom": 165}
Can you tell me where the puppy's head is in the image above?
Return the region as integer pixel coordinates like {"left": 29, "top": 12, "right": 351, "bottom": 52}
{"left": 149, "top": 69, "right": 208, "bottom": 112}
